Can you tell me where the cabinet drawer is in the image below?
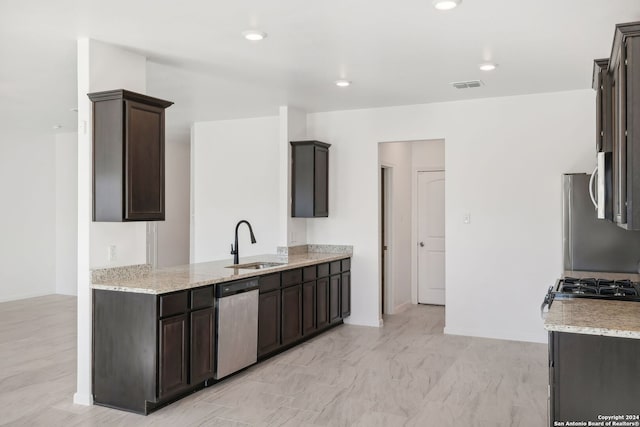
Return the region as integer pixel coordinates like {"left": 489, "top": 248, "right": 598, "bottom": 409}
{"left": 259, "top": 273, "right": 280, "bottom": 293}
{"left": 282, "top": 269, "right": 303, "bottom": 287}
{"left": 190, "top": 286, "right": 213, "bottom": 310}
{"left": 341, "top": 258, "right": 351, "bottom": 271}
{"left": 159, "top": 291, "right": 188, "bottom": 318}
{"left": 330, "top": 261, "right": 341, "bottom": 275}
{"left": 302, "top": 265, "right": 317, "bottom": 282}
{"left": 317, "top": 263, "right": 330, "bottom": 278}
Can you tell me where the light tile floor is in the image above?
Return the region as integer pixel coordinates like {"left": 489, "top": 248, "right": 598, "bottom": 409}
{"left": 0, "top": 295, "right": 547, "bottom": 426}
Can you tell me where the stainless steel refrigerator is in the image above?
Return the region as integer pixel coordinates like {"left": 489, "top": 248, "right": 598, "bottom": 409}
{"left": 563, "top": 173, "right": 640, "bottom": 273}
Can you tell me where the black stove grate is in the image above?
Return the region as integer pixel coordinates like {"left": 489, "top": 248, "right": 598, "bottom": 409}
{"left": 557, "top": 277, "right": 640, "bottom": 298}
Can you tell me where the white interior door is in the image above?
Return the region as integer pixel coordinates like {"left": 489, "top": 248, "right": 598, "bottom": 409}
{"left": 417, "top": 171, "right": 445, "bottom": 305}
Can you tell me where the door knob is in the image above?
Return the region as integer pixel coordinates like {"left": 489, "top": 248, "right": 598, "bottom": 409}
{"left": 419, "top": 242, "right": 424, "bottom": 247}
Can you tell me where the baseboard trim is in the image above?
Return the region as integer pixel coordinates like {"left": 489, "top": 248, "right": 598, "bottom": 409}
{"left": 444, "top": 326, "right": 547, "bottom": 344}
{"left": 0, "top": 291, "right": 53, "bottom": 303}
{"left": 344, "top": 316, "right": 383, "bottom": 328}
{"left": 73, "top": 392, "right": 94, "bottom": 406}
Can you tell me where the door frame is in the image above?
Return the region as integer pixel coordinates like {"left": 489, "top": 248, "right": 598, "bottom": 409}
{"left": 411, "top": 167, "right": 445, "bottom": 305}
{"left": 379, "top": 164, "right": 394, "bottom": 317}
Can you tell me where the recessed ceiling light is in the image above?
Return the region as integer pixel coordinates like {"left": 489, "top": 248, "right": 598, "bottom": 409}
{"left": 242, "top": 30, "right": 267, "bottom": 41}
{"left": 335, "top": 79, "right": 351, "bottom": 87}
{"left": 433, "top": 0, "right": 461, "bottom": 10}
{"left": 479, "top": 63, "right": 497, "bottom": 71}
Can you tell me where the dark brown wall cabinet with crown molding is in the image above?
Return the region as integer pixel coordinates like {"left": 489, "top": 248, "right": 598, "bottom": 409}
{"left": 593, "top": 22, "right": 640, "bottom": 229}
{"left": 88, "top": 89, "right": 173, "bottom": 222}
{"left": 291, "top": 140, "right": 330, "bottom": 217}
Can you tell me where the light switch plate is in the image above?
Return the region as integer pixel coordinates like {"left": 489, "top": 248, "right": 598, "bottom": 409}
{"left": 108, "top": 245, "right": 117, "bottom": 262}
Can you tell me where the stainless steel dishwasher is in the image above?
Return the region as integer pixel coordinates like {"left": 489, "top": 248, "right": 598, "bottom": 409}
{"left": 214, "top": 278, "right": 259, "bottom": 379}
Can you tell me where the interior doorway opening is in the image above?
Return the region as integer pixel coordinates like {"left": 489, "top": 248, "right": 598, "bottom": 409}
{"left": 379, "top": 139, "right": 445, "bottom": 317}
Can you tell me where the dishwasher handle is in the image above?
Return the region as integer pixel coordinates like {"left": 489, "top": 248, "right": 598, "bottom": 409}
{"left": 216, "top": 278, "right": 259, "bottom": 298}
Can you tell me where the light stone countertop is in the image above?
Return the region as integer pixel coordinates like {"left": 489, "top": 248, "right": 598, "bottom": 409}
{"left": 91, "top": 252, "right": 351, "bottom": 295}
{"left": 544, "top": 298, "right": 640, "bottom": 339}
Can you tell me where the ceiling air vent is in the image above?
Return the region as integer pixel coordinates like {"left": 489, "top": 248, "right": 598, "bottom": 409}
{"left": 451, "top": 80, "right": 484, "bottom": 89}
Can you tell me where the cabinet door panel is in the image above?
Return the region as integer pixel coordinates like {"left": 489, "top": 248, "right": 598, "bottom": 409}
{"left": 258, "top": 290, "right": 281, "bottom": 356}
{"left": 341, "top": 272, "right": 350, "bottom": 318}
{"left": 125, "top": 100, "right": 164, "bottom": 220}
{"left": 316, "top": 277, "right": 329, "bottom": 329}
{"left": 190, "top": 308, "right": 214, "bottom": 385}
{"left": 159, "top": 314, "right": 188, "bottom": 398}
{"left": 282, "top": 285, "right": 302, "bottom": 345}
{"left": 329, "top": 275, "right": 341, "bottom": 324}
{"left": 314, "top": 146, "right": 328, "bottom": 217}
{"left": 302, "top": 281, "right": 316, "bottom": 335}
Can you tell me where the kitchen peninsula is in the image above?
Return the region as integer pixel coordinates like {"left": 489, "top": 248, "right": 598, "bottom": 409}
{"left": 91, "top": 246, "right": 352, "bottom": 414}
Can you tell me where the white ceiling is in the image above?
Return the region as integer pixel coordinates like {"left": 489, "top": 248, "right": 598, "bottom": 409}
{"left": 1, "top": 0, "right": 639, "bottom": 138}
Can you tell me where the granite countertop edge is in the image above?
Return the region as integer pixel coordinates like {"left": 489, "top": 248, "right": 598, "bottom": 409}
{"left": 544, "top": 323, "right": 640, "bottom": 339}
{"left": 91, "top": 252, "right": 351, "bottom": 295}
{"left": 543, "top": 298, "right": 640, "bottom": 340}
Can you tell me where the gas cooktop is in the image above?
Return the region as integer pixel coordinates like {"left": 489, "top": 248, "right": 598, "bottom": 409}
{"left": 557, "top": 277, "right": 640, "bottom": 298}
{"left": 541, "top": 277, "right": 640, "bottom": 315}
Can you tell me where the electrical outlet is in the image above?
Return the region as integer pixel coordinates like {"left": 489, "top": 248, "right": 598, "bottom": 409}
{"left": 463, "top": 213, "right": 471, "bottom": 224}
{"left": 108, "top": 245, "right": 117, "bottom": 262}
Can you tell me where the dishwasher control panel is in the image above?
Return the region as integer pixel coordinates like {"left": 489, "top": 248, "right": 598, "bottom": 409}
{"left": 216, "top": 278, "right": 259, "bottom": 298}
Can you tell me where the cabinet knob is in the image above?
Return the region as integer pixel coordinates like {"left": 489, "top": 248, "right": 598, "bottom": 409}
{"left": 419, "top": 242, "right": 425, "bottom": 247}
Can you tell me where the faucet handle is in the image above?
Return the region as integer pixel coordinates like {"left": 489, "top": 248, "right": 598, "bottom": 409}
{"left": 230, "top": 243, "right": 235, "bottom": 255}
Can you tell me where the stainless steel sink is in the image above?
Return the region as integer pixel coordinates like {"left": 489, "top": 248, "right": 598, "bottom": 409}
{"left": 225, "top": 262, "right": 285, "bottom": 270}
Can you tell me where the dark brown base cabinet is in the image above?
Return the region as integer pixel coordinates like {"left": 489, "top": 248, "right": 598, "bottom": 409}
{"left": 549, "top": 331, "right": 640, "bottom": 425}
{"left": 258, "top": 289, "right": 281, "bottom": 356}
{"left": 93, "top": 286, "right": 214, "bottom": 414}
{"left": 281, "top": 285, "right": 303, "bottom": 345}
{"left": 302, "top": 281, "right": 316, "bottom": 335}
{"left": 93, "top": 258, "right": 351, "bottom": 414}
{"left": 258, "top": 258, "right": 351, "bottom": 359}
{"left": 316, "top": 277, "right": 329, "bottom": 329}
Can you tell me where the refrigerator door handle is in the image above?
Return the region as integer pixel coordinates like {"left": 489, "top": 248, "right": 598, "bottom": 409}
{"left": 589, "top": 165, "right": 598, "bottom": 210}
{"left": 596, "top": 152, "right": 606, "bottom": 219}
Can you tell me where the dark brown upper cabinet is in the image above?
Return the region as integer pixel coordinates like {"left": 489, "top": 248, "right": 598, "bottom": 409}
{"left": 594, "top": 22, "right": 640, "bottom": 229}
{"left": 291, "top": 140, "right": 330, "bottom": 217}
{"left": 88, "top": 89, "right": 173, "bottom": 222}
{"left": 593, "top": 58, "right": 612, "bottom": 154}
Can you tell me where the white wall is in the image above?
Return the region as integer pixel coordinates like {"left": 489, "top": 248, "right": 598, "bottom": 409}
{"left": 379, "top": 142, "right": 413, "bottom": 313}
{"left": 55, "top": 132, "right": 78, "bottom": 296}
{"left": 147, "top": 62, "right": 192, "bottom": 268}
{"left": 0, "top": 131, "right": 56, "bottom": 302}
{"left": 191, "top": 117, "right": 280, "bottom": 262}
{"left": 156, "top": 139, "right": 191, "bottom": 267}
{"left": 280, "top": 106, "right": 308, "bottom": 246}
{"left": 307, "top": 90, "right": 595, "bottom": 341}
